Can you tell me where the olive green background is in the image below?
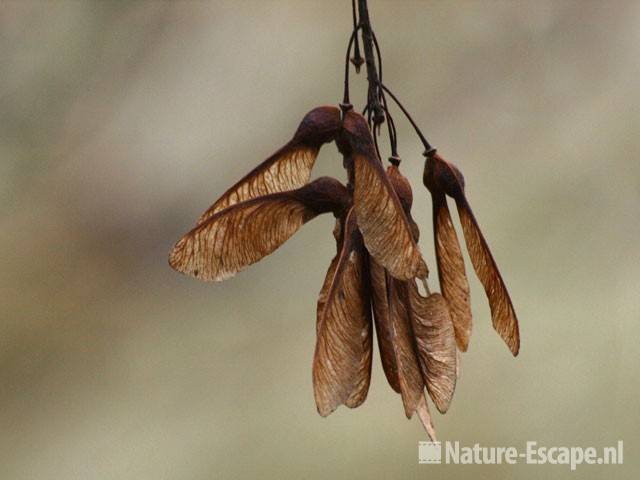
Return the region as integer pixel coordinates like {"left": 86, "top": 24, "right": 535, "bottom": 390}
{"left": 1, "top": 1, "right": 638, "bottom": 479}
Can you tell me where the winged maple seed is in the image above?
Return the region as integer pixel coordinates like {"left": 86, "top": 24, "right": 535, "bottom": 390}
{"left": 314, "top": 208, "right": 372, "bottom": 416}
{"left": 424, "top": 152, "right": 520, "bottom": 356}
{"left": 169, "top": 176, "right": 349, "bottom": 281}
{"left": 170, "top": 0, "right": 521, "bottom": 444}
{"left": 170, "top": 107, "right": 427, "bottom": 282}
{"left": 337, "top": 111, "right": 428, "bottom": 281}
{"left": 370, "top": 165, "right": 457, "bottom": 421}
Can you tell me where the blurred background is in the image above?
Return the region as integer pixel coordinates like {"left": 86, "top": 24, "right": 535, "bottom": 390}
{"left": 1, "top": 1, "right": 639, "bottom": 479}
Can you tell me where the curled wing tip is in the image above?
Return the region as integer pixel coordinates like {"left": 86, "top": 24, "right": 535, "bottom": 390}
{"left": 452, "top": 313, "right": 472, "bottom": 352}
{"left": 315, "top": 400, "right": 337, "bottom": 418}
{"left": 345, "top": 394, "right": 368, "bottom": 409}
{"left": 496, "top": 310, "right": 520, "bottom": 356}
{"left": 417, "top": 395, "right": 437, "bottom": 441}
{"left": 315, "top": 390, "right": 367, "bottom": 416}
{"left": 456, "top": 336, "right": 470, "bottom": 352}
{"left": 402, "top": 391, "right": 421, "bottom": 419}
{"left": 503, "top": 322, "right": 520, "bottom": 356}
{"left": 168, "top": 241, "right": 183, "bottom": 269}
{"left": 494, "top": 304, "right": 520, "bottom": 356}
{"left": 167, "top": 230, "right": 241, "bottom": 283}
{"left": 168, "top": 237, "right": 196, "bottom": 277}
{"left": 433, "top": 391, "right": 453, "bottom": 415}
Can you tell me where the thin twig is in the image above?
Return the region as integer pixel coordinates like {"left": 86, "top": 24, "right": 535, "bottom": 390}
{"left": 357, "top": 0, "right": 384, "bottom": 125}
{"left": 379, "top": 83, "right": 436, "bottom": 156}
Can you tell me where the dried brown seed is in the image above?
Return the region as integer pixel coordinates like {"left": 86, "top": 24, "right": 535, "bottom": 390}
{"left": 432, "top": 192, "right": 472, "bottom": 351}
{"left": 407, "top": 287, "right": 457, "bottom": 414}
{"left": 339, "top": 111, "right": 427, "bottom": 281}
{"left": 386, "top": 164, "right": 413, "bottom": 212}
{"left": 197, "top": 106, "right": 341, "bottom": 225}
{"left": 313, "top": 209, "right": 372, "bottom": 416}
{"left": 169, "top": 177, "right": 349, "bottom": 281}
{"left": 425, "top": 153, "right": 520, "bottom": 356}
{"left": 456, "top": 199, "right": 520, "bottom": 356}
{"left": 369, "top": 259, "right": 400, "bottom": 393}
{"left": 423, "top": 152, "right": 465, "bottom": 200}
{"left": 369, "top": 259, "right": 425, "bottom": 418}
{"left": 387, "top": 277, "right": 426, "bottom": 419}
{"left": 386, "top": 164, "right": 420, "bottom": 242}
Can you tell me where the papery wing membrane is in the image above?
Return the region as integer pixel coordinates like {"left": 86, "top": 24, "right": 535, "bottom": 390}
{"left": 407, "top": 287, "right": 457, "bottom": 413}
{"left": 169, "top": 177, "right": 348, "bottom": 282}
{"left": 385, "top": 277, "right": 426, "bottom": 418}
{"left": 432, "top": 193, "right": 472, "bottom": 351}
{"left": 456, "top": 199, "right": 520, "bottom": 356}
{"left": 369, "top": 258, "right": 425, "bottom": 418}
{"left": 343, "top": 112, "right": 427, "bottom": 281}
{"left": 313, "top": 209, "right": 372, "bottom": 416}
{"left": 197, "top": 106, "right": 341, "bottom": 225}
{"left": 416, "top": 394, "right": 437, "bottom": 441}
{"left": 425, "top": 153, "right": 520, "bottom": 356}
{"left": 369, "top": 260, "right": 401, "bottom": 393}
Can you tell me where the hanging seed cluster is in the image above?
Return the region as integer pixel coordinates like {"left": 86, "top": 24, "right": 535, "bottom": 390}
{"left": 170, "top": 1, "right": 519, "bottom": 439}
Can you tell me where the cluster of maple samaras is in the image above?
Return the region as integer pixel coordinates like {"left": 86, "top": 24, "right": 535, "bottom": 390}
{"left": 169, "top": 105, "right": 519, "bottom": 438}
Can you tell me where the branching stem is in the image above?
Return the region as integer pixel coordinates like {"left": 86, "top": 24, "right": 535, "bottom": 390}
{"left": 357, "top": 0, "right": 384, "bottom": 125}
{"left": 347, "top": 0, "right": 436, "bottom": 159}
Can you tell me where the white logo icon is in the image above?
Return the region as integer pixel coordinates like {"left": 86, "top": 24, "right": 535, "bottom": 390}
{"left": 419, "top": 441, "right": 442, "bottom": 464}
